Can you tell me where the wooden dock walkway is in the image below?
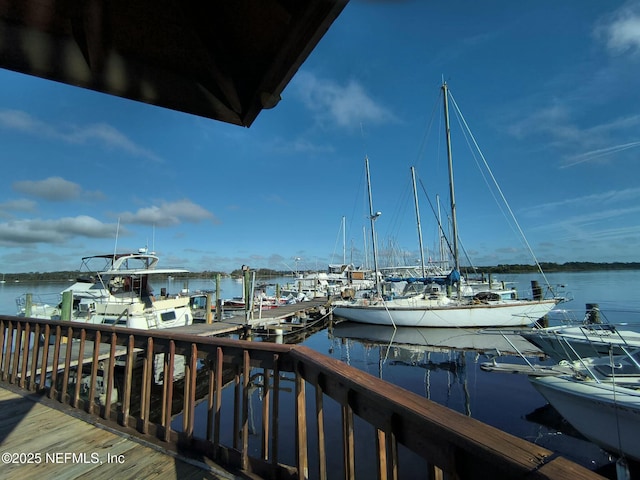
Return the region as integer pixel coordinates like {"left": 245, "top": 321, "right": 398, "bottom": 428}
{"left": 173, "top": 297, "right": 331, "bottom": 337}
{"left": 0, "top": 384, "right": 239, "bottom": 479}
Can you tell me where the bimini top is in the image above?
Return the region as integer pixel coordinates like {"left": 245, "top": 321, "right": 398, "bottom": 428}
{"left": 80, "top": 252, "right": 189, "bottom": 276}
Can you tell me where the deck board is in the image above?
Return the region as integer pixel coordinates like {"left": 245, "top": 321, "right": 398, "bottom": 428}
{"left": 0, "top": 386, "right": 237, "bottom": 479}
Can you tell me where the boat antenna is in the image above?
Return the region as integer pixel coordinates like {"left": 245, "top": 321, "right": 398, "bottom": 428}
{"left": 342, "top": 216, "right": 346, "bottom": 265}
{"left": 113, "top": 217, "right": 120, "bottom": 261}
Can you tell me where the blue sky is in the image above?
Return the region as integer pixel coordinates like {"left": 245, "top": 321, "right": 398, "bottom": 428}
{"left": 1, "top": 1, "right": 640, "bottom": 274}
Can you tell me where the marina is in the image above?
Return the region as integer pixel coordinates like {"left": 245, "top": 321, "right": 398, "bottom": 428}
{"left": 1, "top": 272, "right": 639, "bottom": 478}
{"left": 0, "top": 2, "right": 639, "bottom": 479}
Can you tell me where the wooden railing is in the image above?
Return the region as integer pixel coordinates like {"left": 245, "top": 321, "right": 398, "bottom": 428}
{"left": 0, "top": 315, "right": 603, "bottom": 479}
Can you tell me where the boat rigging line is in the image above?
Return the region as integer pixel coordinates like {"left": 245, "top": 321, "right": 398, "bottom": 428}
{"left": 446, "top": 88, "right": 554, "bottom": 292}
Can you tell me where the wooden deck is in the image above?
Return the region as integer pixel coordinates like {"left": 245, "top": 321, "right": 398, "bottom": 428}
{"left": 224, "top": 297, "right": 330, "bottom": 326}
{"left": 0, "top": 384, "right": 238, "bottom": 479}
{"left": 175, "top": 297, "right": 331, "bottom": 337}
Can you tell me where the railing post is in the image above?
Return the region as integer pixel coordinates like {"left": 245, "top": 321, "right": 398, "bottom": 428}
{"left": 140, "top": 337, "right": 153, "bottom": 434}
{"left": 29, "top": 323, "right": 41, "bottom": 391}
{"left": 233, "top": 362, "right": 241, "bottom": 450}
{"left": 315, "top": 376, "right": 327, "bottom": 480}
{"left": 72, "top": 328, "right": 87, "bottom": 407}
{"left": 103, "top": 332, "right": 117, "bottom": 420}
{"left": 342, "top": 401, "right": 355, "bottom": 479}
{"left": 39, "top": 324, "right": 51, "bottom": 392}
{"left": 19, "top": 322, "right": 31, "bottom": 388}
{"left": 10, "top": 321, "right": 22, "bottom": 384}
{"left": 315, "top": 382, "right": 327, "bottom": 480}
{"left": 261, "top": 368, "right": 271, "bottom": 461}
{"left": 2, "top": 321, "right": 13, "bottom": 382}
{"left": 49, "top": 325, "right": 62, "bottom": 399}
{"left": 213, "top": 346, "right": 223, "bottom": 451}
{"left": 163, "top": 340, "right": 175, "bottom": 442}
{"left": 183, "top": 343, "right": 197, "bottom": 438}
{"left": 241, "top": 350, "right": 250, "bottom": 471}
{"left": 376, "top": 428, "right": 396, "bottom": 480}
{"left": 0, "top": 319, "right": 6, "bottom": 378}
{"left": 271, "top": 353, "right": 280, "bottom": 468}
{"left": 60, "top": 326, "right": 74, "bottom": 403}
{"left": 88, "top": 330, "right": 101, "bottom": 414}
{"left": 295, "top": 365, "right": 309, "bottom": 480}
{"left": 121, "top": 334, "right": 135, "bottom": 426}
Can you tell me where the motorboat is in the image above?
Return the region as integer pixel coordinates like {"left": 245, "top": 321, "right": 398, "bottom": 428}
{"left": 17, "top": 249, "right": 194, "bottom": 329}
{"left": 530, "top": 372, "right": 640, "bottom": 463}
{"left": 520, "top": 306, "right": 640, "bottom": 362}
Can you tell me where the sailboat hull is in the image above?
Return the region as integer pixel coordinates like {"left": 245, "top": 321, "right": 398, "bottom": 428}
{"left": 332, "top": 298, "right": 558, "bottom": 327}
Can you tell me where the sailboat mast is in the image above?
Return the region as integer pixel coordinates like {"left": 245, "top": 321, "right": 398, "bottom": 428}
{"left": 411, "top": 167, "right": 426, "bottom": 278}
{"left": 436, "top": 194, "right": 446, "bottom": 268}
{"left": 342, "top": 216, "right": 346, "bottom": 264}
{"left": 442, "top": 82, "right": 460, "bottom": 278}
{"left": 365, "top": 156, "right": 381, "bottom": 295}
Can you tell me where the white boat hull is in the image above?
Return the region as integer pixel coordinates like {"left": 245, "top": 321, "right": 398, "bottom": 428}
{"left": 530, "top": 375, "right": 640, "bottom": 462}
{"left": 522, "top": 325, "right": 640, "bottom": 362}
{"left": 332, "top": 298, "right": 558, "bottom": 328}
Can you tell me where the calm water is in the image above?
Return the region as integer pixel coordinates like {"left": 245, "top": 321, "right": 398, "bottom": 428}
{"left": 2, "top": 270, "right": 639, "bottom": 473}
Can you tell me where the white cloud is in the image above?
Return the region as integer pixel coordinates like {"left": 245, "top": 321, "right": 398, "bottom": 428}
{"left": 0, "top": 109, "right": 46, "bottom": 132}
{"left": 523, "top": 187, "right": 640, "bottom": 215}
{"left": 269, "top": 137, "right": 335, "bottom": 154}
{"left": 0, "top": 109, "right": 161, "bottom": 162}
{"left": 561, "top": 140, "right": 640, "bottom": 167}
{"left": 507, "top": 103, "right": 640, "bottom": 167}
{"left": 13, "top": 177, "right": 81, "bottom": 201}
{"left": 0, "top": 199, "right": 37, "bottom": 213}
{"left": 117, "top": 199, "right": 218, "bottom": 227}
{"left": 0, "top": 198, "right": 38, "bottom": 220}
{"left": 60, "top": 123, "right": 161, "bottom": 162}
{"left": 597, "top": 1, "right": 640, "bottom": 55}
{"left": 0, "top": 216, "right": 119, "bottom": 246}
{"left": 291, "top": 72, "right": 396, "bottom": 128}
{"left": 12, "top": 177, "right": 106, "bottom": 202}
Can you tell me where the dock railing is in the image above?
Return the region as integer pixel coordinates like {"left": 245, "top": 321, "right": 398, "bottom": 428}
{"left": 0, "top": 315, "right": 602, "bottom": 479}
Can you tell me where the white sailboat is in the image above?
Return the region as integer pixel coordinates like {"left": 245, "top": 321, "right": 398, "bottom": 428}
{"left": 332, "top": 82, "right": 565, "bottom": 328}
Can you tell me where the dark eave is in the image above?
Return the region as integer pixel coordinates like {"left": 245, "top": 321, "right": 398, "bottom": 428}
{"left": 0, "top": 0, "right": 348, "bottom": 126}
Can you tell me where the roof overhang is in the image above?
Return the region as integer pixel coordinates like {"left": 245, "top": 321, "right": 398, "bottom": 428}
{"left": 0, "top": 0, "right": 348, "bottom": 126}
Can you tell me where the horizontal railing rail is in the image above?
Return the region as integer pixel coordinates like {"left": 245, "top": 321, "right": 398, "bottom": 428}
{"left": 0, "top": 315, "right": 603, "bottom": 479}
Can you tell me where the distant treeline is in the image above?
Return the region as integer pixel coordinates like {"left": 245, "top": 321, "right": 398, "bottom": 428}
{"left": 1, "top": 268, "right": 294, "bottom": 283}
{"left": 469, "top": 262, "right": 640, "bottom": 274}
{"left": 3, "top": 262, "right": 639, "bottom": 282}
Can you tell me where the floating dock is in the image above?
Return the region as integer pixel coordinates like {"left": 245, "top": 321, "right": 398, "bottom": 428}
{"left": 176, "top": 297, "right": 331, "bottom": 337}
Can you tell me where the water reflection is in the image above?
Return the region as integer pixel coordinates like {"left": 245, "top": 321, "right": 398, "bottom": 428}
{"left": 328, "top": 322, "right": 544, "bottom": 417}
